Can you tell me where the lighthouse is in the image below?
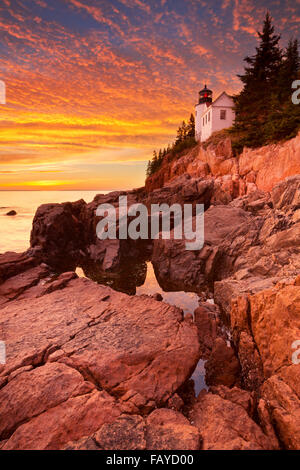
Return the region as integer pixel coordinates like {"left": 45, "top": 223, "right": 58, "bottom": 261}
{"left": 195, "top": 85, "right": 235, "bottom": 142}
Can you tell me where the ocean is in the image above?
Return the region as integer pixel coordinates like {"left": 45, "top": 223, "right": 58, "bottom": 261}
{"left": 0, "top": 190, "right": 104, "bottom": 253}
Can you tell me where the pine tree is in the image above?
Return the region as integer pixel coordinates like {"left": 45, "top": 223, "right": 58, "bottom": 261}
{"left": 276, "top": 39, "right": 300, "bottom": 101}
{"left": 147, "top": 113, "right": 197, "bottom": 179}
{"left": 264, "top": 38, "right": 300, "bottom": 142}
{"left": 175, "top": 125, "right": 183, "bottom": 145}
{"left": 187, "top": 113, "right": 195, "bottom": 138}
{"left": 146, "top": 160, "right": 152, "bottom": 177}
{"left": 233, "top": 12, "right": 283, "bottom": 148}
{"left": 158, "top": 149, "right": 163, "bottom": 166}
{"left": 151, "top": 150, "right": 158, "bottom": 173}
{"left": 181, "top": 121, "right": 187, "bottom": 140}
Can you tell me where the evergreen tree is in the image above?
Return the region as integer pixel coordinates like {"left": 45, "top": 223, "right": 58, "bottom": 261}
{"left": 276, "top": 39, "right": 300, "bottom": 101}
{"left": 146, "top": 160, "right": 152, "bottom": 177}
{"left": 187, "top": 113, "right": 195, "bottom": 138}
{"left": 264, "top": 38, "right": 300, "bottom": 142}
{"left": 151, "top": 150, "right": 158, "bottom": 173}
{"left": 146, "top": 114, "right": 197, "bottom": 179}
{"left": 181, "top": 121, "right": 187, "bottom": 140}
{"left": 233, "top": 12, "right": 283, "bottom": 148}
{"left": 158, "top": 149, "right": 163, "bottom": 166}
{"left": 175, "top": 124, "right": 183, "bottom": 144}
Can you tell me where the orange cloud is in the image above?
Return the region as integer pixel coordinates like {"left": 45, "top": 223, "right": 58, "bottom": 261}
{"left": 0, "top": 0, "right": 297, "bottom": 190}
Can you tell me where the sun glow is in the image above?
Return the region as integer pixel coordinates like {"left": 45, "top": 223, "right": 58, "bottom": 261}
{"left": 0, "top": 180, "right": 76, "bottom": 188}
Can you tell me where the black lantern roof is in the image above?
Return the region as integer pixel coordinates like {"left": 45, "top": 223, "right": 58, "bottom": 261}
{"left": 199, "top": 84, "right": 212, "bottom": 95}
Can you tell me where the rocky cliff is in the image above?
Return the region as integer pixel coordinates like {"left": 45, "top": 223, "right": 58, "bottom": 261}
{"left": 0, "top": 135, "right": 299, "bottom": 450}
{"left": 146, "top": 132, "right": 300, "bottom": 195}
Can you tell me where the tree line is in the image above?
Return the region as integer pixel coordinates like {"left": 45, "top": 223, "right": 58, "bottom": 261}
{"left": 232, "top": 12, "right": 300, "bottom": 151}
{"left": 146, "top": 113, "right": 195, "bottom": 177}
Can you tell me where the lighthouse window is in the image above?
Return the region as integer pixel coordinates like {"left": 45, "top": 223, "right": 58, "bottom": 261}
{"left": 205, "top": 114, "right": 207, "bottom": 124}
{"left": 208, "top": 112, "right": 210, "bottom": 122}
{"left": 220, "top": 109, "right": 226, "bottom": 120}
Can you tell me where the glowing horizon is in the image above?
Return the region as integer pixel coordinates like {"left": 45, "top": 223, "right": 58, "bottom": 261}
{"left": 0, "top": 0, "right": 299, "bottom": 190}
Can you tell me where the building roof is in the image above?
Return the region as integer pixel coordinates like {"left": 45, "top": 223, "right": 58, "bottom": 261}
{"left": 199, "top": 84, "right": 212, "bottom": 94}
{"left": 195, "top": 91, "right": 234, "bottom": 114}
{"left": 211, "top": 91, "right": 234, "bottom": 106}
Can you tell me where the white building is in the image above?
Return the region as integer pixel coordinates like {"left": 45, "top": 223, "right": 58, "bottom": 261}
{"left": 195, "top": 85, "right": 235, "bottom": 142}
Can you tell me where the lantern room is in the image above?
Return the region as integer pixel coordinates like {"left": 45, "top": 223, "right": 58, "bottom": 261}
{"left": 198, "top": 84, "right": 212, "bottom": 105}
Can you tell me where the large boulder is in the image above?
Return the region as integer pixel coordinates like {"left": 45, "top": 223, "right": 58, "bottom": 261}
{"left": 217, "top": 275, "right": 300, "bottom": 448}
{"left": 230, "top": 276, "right": 300, "bottom": 379}
{"left": 30, "top": 199, "right": 86, "bottom": 271}
{"left": 0, "top": 275, "right": 200, "bottom": 449}
{"left": 151, "top": 205, "right": 260, "bottom": 292}
{"left": 63, "top": 409, "right": 200, "bottom": 450}
{"left": 29, "top": 190, "right": 150, "bottom": 277}
{"left": 189, "top": 391, "right": 277, "bottom": 450}
{"left": 272, "top": 175, "right": 300, "bottom": 211}
{"left": 260, "top": 366, "right": 300, "bottom": 450}
{"left": 144, "top": 175, "right": 214, "bottom": 210}
{"left": 145, "top": 408, "right": 200, "bottom": 450}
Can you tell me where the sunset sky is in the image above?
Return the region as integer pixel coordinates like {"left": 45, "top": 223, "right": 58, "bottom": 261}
{"left": 0, "top": 0, "right": 299, "bottom": 190}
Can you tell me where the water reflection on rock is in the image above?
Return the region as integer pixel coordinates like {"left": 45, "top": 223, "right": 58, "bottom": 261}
{"left": 136, "top": 262, "right": 200, "bottom": 315}
{"left": 77, "top": 259, "right": 147, "bottom": 295}
{"left": 76, "top": 259, "right": 207, "bottom": 395}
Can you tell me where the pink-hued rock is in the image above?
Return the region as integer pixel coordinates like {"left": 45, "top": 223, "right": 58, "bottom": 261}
{"left": 1, "top": 132, "right": 300, "bottom": 450}
{"left": 146, "top": 133, "right": 300, "bottom": 196}
{"left": 205, "top": 337, "right": 240, "bottom": 388}
{"left": 0, "top": 265, "right": 50, "bottom": 303}
{"left": 0, "top": 277, "right": 200, "bottom": 405}
{"left": 231, "top": 277, "right": 300, "bottom": 379}
{"left": 151, "top": 205, "right": 259, "bottom": 292}
{"left": 93, "top": 415, "right": 146, "bottom": 450}
{"left": 220, "top": 275, "right": 300, "bottom": 447}
{"left": 209, "top": 385, "right": 255, "bottom": 416}
{"left": 64, "top": 415, "right": 147, "bottom": 450}
{"left": 260, "top": 366, "right": 300, "bottom": 450}
{"left": 0, "top": 362, "right": 95, "bottom": 439}
{"left": 194, "top": 303, "right": 219, "bottom": 357}
{"left": 0, "top": 251, "right": 38, "bottom": 283}
{"left": 239, "top": 133, "right": 300, "bottom": 192}
{"left": 63, "top": 409, "right": 200, "bottom": 450}
{"left": 190, "top": 391, "right": 277, "bottom": 450}
{"left": 272, "top": 175, "right": 300, "bottom": 210}
{"left": 30, "top": 199, "right": 86, "bottom": 271}
{"left": 0, "top": 275, "right": 200, "bottom": 449}
{"left": 145, "top": 408, "right": 200, "bottom": 450}
{"left": 3, "top": 390, "right": 123, "bottom": 450}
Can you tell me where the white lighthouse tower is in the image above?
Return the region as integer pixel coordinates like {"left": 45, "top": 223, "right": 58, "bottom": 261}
{"left": 195, "top": 85, "right": 212, "bottom": 142}
{"left": 195, "top": 85, "right": 235, "bottom": 142}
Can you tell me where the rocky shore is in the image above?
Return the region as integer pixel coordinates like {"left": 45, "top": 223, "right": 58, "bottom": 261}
{"left": 0, "top": 135, "right": 299, "bottom": 450}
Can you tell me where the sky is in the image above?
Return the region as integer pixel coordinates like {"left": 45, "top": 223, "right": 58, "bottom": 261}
{"left": 0, "top": 0, "right": 299, "bottom": 190}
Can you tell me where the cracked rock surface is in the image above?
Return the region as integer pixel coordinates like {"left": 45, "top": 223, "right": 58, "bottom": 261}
{"left": 0, "top": 271, "right": 200, "bottom": 449}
